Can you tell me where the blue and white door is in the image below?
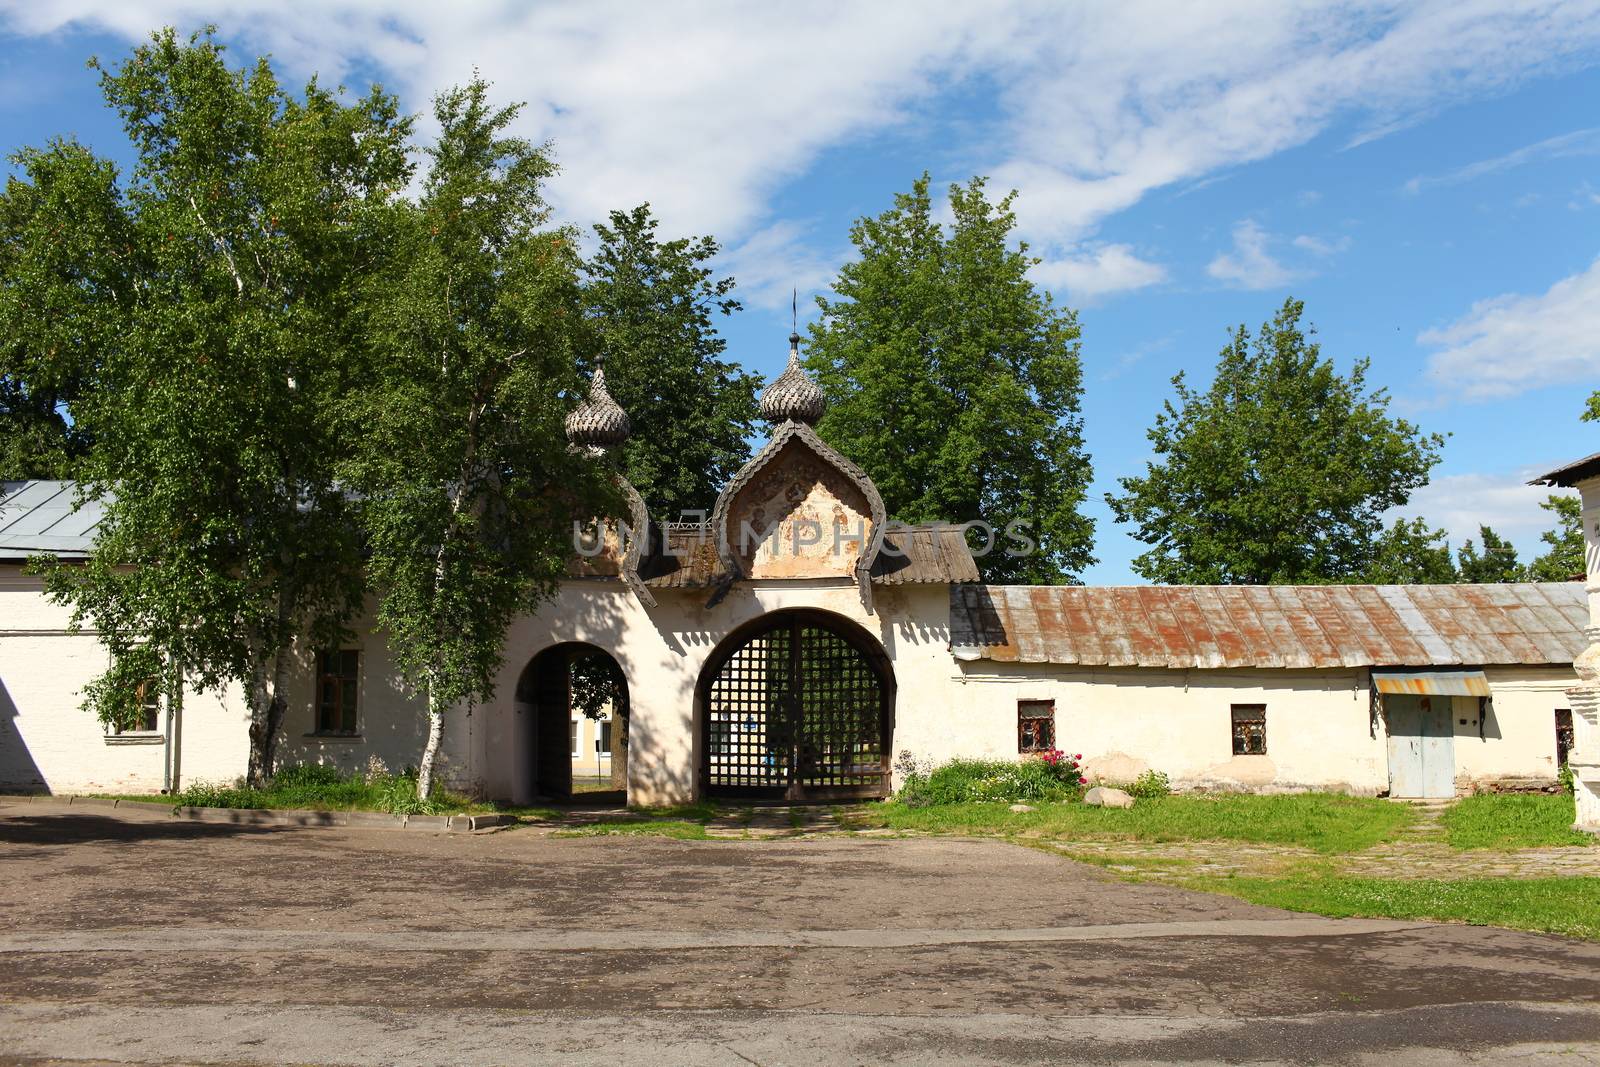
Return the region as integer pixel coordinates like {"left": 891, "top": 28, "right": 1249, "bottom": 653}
{"left": 1386, "top": 694, "right": 1456, "bottom": 799}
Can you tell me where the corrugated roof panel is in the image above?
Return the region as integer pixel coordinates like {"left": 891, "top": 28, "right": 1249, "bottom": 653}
{"left": 950, "top": 582, "right": 1585, "bottom": 669}
{"left": 1165, "top": 586, "right": 1227, "bottom": 669}
{"left": 1266, "top": 585, "right": 1338, "bottom": 667}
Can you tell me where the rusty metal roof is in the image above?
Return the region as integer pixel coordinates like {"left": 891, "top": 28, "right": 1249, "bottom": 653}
{"left": 949, "top": 582, "right": 1588, "bottom": 668}
{"left": 637, "top": 522, "right": 978, "bottom": 589}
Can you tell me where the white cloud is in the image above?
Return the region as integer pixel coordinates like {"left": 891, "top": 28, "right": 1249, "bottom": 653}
{"left": 1031, "top": 243, "right": 1167, "bottom": 303}
{"left": 1390, "top": 471, "right": 1577, "bottom": 555}
{"left": 1419, "top": 257, "right": 1600, "bottom": 400}
{"left": 5, "top": 1, "right": 1600, "bottom": 254}
{"left": 1403, "top": 126, "right": 1600, "bottom": 194}
{"left": 1206, "top": 220, "right": 1300, "bottom": 289}
{"left": 715, "top": 220, "right": 843, "bottom": 314}
{"left": 1292, "top": 233, "right": 1351, "bottom": 256}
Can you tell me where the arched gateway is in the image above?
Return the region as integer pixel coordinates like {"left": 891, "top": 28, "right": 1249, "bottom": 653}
{"left": 698, "top": 610, "right": 894, "bottom": 801}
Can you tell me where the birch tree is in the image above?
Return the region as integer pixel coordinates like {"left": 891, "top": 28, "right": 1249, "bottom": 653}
{"left": 345, "top": 81, "right": 613, "bottom": 801}
{"left": 25, "top": 30, "right": 410, "bottom": 781}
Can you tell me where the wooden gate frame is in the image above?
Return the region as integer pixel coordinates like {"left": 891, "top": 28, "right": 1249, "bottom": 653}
{"left": 696, "top": 608, "right": 896, "bottom": 802}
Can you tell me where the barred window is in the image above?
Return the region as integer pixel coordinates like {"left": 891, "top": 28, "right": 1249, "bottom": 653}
{"left": 1557, "top": 709, "right": 1574, "bottom": 767}
{"left": 1231, "top": 704, "right": 1266, "bottom": 755}
{"left": 315, "top": 650, "right": 360, "bottom": 735}
{"left": 1018, "top": 699, "right": 1055, "bottom": 753}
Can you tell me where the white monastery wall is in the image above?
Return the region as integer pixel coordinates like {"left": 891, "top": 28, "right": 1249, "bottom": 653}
{"left": 928, "top": 661, "right": 1388, "bottom": 794}
{"left": 1451, "top": 666, "right": 1574, "bottom": 787}
{"left": 1, "top": 564, "right": 1579, "bottom": 801}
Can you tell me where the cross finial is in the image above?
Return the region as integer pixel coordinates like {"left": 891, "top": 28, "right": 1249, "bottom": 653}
{"left": 791, "top": 288, "right": 798, "bottom": 343}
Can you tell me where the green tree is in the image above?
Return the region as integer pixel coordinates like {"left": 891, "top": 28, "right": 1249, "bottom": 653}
{"left": 1365, "top": 518, "right": 1457, "bottom": 584}
{"left": 1107, "top": 299, "right": 1446, "bottom": 584}
{"left": 0, "top": 141, "right": 128, "bottom": 478}
{"left": 1528, "top": 495, "right": 1583, "bottom": 582}
{"left": 805, "top": 174, "right": 1094, "bottom": 582}
{"left": 1456, "top": 525, "right": 1524, "bottom": 583}
{"left": 32, "top": 30, "right": 410, "bottom": 781}
{"left": 1584, "top": 390, "right": 1599, "bottom": 423}
{"left": 582, "top": 205, "right": 759, "bottom": 518}
{"left": 344, "top": 80, "right": 614, "bottom": 800}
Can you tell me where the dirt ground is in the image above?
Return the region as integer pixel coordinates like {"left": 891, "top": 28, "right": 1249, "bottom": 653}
{"left": 2, "top": 800, "right": 1599, "bottom": 1066}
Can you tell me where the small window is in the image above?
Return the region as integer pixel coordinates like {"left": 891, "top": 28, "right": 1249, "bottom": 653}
{"left": 1556, "top": 709, "right": 1574, "bottom": 767}
{"left": 598, "top": 718, "right": 613, "bottom": 756}
{"left": 570, "top": 719, "right": 581, "bottom": 757}
{"left": 1232, "top": 704, "right": 1266, "bottom": 755}
{"left": 315, "top": 650, "right": 360, "bottom": 735}
{"left": 112, "top": 677, "right": 163, "bottom": 735}
{"left": 1018, "top": 699, "right": 1055, "bottom": 753}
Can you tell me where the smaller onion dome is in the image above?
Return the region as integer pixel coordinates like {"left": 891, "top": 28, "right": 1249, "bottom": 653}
{"left": 760, "top": 333, "right": 826, "bottom": 425}
{"left": 565, "top": 356, "right": 631, "bottom": 456}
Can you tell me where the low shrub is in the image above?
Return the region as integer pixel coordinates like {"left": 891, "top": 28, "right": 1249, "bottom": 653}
{"left": 897, "top": 751, "right": 1087, "bottom": 807}
{"left": 1125, "top": 769, "right": 1172, "bottom": 799}
{"left": 1559, "top": 762, "right": 1575, "bottom": 796}
{"left": 169, "top": 766, "right": 461, "bottom": 816}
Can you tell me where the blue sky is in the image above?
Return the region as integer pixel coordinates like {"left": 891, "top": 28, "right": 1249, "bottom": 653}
{"left": 3, "top": 2, "right": 1598, "bottom": 583}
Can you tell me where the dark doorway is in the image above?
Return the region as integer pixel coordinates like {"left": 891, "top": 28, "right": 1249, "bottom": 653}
{"left": 516, "top": 644, "right": 628, "bottom": 802}
{"left": 698, "top": 610, "right": 893, "bottom": 802}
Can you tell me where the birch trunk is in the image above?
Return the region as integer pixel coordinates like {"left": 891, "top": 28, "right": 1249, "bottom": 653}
{"left": 415, "top": 686, "right": 446, "bottom": 801}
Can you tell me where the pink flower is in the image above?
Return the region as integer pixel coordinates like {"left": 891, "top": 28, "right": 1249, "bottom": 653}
{"left": 1074, "top": 754, "right": 1082, "bottom": 760}
{"left": 1078, "top": 776, "right": 1087, "bottom": 784}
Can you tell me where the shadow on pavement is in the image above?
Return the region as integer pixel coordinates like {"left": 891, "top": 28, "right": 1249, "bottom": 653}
{"left": 0, "top": 811, "right": 287, "bottom": 846}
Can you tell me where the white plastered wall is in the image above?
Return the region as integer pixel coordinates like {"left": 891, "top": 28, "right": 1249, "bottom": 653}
{"left": 464, "top": 578, "right": 957, "bottom": 805}
{"left": 0, "top": 566, "right": 248, "bottom": 794}
{"left": 919, "top": 661, "right": 1388, "bottom": 794}
{"left": 1448, "top": 666, "right": 1574, "bottom": 787}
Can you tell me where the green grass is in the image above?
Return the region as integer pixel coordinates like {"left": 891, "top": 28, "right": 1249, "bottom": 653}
{"left": 1196, "top": 873, "right": 1600, "bottom": 941}
{"left": 549, "top": 801, "right": 720, "bottom": 839}
{"left": 1441, "top": 793, "right": 1596, "bottom": 850}
{"left": 849, "top": 793, "right": 1415, "bottom": 854}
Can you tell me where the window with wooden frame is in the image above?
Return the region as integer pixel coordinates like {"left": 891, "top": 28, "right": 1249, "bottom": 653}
{"left": 111, "top": 677, "right": 163, "bottom": 735}
{"left": 1017, "top": 699, "right": 1055, "bottom": 753}
{"left": 315, "top": 650, "right": 360, "bottom": 736}
{"left": 1556, "top": 709, "right": 1574, "bottom": 767}
{"left": 1231, "top": 704, "right": 1267, "bottom": 755}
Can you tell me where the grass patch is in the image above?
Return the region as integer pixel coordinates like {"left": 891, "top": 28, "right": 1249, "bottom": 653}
{"left": 548, "top": 801, "right": 720, "bottom": 839}
{"left": 1195, "top": 873, "right": 1600, "bottom": 941}
{"left": 849, "top": 793, "right": 1414, "bottom": 854}
{"left": 555, "top": 819, "right": 710, "bottom": 840}
{"left": 1442, "top": 794, "right": 1595, "bottom": 850}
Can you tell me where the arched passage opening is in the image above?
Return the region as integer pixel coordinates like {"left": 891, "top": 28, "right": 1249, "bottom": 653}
{"left": 515, "top": 643, "right": 629, "bottom": 802}
{"left": 697, "top": 609, "right": 894, "bottom": 802}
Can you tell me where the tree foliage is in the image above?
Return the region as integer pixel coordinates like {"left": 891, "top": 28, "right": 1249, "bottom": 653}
{"left": 582, "top": 205, "right": 758, "bottom": 518}
{"left": 1365, "top": 518, "right": 1458, "bottom": 584}
{"left": 1108, "top": 300, "right": 1445, "bottom": 584}
{"left": 1528, "top": 495, "right": 1583, "bottom": 582}
{"left": 342, "top": 79, "right": 614, "bottom": 798}
{"left": 28, "top": 29, "right": 411, "bottom": 782}
{"left": 805, "top": 174, "right": 1094, "bottom": 582}
{"left": 1456, "top": 525, "right": 1524, "bottom": 583}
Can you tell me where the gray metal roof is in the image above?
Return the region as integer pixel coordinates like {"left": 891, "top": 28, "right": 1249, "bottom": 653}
{"left": 950, "top": 582, "right": 1589, "bottom": 669}
{"left": 1530, "top": 451, "right": 1600, "bottom": 488}
{"left": 0, "top": 481, "right": 104, "bottom": 560}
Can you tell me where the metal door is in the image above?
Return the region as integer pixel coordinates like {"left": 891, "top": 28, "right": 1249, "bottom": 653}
{"left": 1387, "top": 694, "right": 1456, "bottom": 799}
{"left": 701, "top": 611, "right": 891, "bottom": 801}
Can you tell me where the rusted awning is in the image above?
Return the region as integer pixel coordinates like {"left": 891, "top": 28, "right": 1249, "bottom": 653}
{"left": 1371, "top": 669, "right": 1491, "bottom": 697}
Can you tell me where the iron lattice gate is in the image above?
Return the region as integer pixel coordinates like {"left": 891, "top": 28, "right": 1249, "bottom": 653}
{"left": 702, "top": 613, "right": 891, "bottom": 800}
